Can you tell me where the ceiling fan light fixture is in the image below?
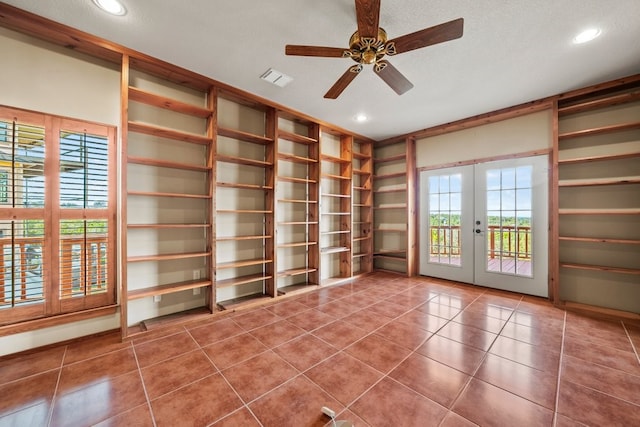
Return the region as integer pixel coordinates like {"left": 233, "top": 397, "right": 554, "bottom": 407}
{"left": 573, "top": 28, "right": 601, "bottom": 44}
{"left": 92, "top": 0, "right": 127, "bottom": 16}
{"left": 362, "top": 49, "right": 377, "bottom": 64}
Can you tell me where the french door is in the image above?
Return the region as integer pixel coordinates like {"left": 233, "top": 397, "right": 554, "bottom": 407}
{"left": 419, "top": 156, "right": 548, "bottom": 297}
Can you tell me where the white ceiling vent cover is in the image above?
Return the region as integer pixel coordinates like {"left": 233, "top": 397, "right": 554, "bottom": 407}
{"left": 260, "top": 68, "right": 293, "bottom": 87}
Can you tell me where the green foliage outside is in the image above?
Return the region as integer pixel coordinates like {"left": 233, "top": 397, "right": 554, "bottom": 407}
{"left": 23, "top": 219, "right": 107, "bottom": 237}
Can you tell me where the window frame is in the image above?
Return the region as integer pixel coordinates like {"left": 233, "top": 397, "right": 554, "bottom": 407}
{"left": 0, "top": 105, "right": 117, "bottom": 327}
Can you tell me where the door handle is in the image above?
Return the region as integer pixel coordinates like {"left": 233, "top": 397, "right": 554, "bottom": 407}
{"left": 475, "top": 229, "right": 482, "bottom": 234}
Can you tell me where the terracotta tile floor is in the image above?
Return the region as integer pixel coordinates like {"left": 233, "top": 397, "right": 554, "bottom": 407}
{"left": 2, "top": 272, "right": 640, "bottom": 426}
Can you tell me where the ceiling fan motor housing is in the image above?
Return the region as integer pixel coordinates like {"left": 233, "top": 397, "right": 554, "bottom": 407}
{"left": 348, "top": 28, "right": 390, "bottom": 64}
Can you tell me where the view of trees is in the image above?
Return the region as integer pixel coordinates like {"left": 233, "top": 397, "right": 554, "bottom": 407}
{"left": 23, "top": 219, "right": 107, "bottom": 237}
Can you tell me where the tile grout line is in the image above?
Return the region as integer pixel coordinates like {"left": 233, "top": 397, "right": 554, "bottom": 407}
{"left": 45, "top": 344, "right": 68, "bottom": 427}
{"left": 132, "top": 327, "right": 200, "bottom": 350}
{"left": 621, "top": 321, "right": 640, "bottom": 365}
{"left": 131, "top": 339, "right": 159, "bottom": 427}
{"left": 551, "top": 310, "right": 567, "bottom": 427}
{"left": 0, "top": 366, "right": 61, "bottom": 388}
{"left": 210, "top": 370, "right": 265, "bottom": 427}
{"left": 205, "top": 406, "right": 263, "bottom": 427}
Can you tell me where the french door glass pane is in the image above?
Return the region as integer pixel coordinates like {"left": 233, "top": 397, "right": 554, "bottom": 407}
{"left": 428, "top": 174, "right": 462, "bottom": 266}
{"left": 485, "top": 166, "right": 533, "bottom": 277}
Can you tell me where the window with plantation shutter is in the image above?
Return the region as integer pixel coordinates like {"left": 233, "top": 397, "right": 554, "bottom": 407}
{"left": 0, "top": 106, "right": 116, "bottom": 326}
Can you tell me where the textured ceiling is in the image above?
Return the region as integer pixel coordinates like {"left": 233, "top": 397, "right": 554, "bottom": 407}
{"left": 4, "top": 0, "right": 640, "bottom": 140}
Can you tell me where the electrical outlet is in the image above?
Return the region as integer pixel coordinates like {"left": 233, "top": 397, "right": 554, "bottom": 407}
{"left": 193, "top": 287, "right": 201, "bottom": 295}
{"left": 193, "top": 269, "right": 201, "bottom": 280}
{"left": 153, "top": 295, "right": 161, "bottom": 303}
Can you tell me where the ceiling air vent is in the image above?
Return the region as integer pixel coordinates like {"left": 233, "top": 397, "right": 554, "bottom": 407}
{"left": 260, "top": 68, "right": 293, "bottom": 87}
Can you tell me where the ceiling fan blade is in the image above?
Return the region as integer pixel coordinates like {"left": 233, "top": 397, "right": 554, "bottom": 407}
{"left": 285, "top": 45, "right": 350, "bottom": 58}
{"left": 386, "top": 18, "right": 464, "bottom": 55}
{"left": 324, "top": 64, "right": 363, "bottom": 99}
{"left": 355, "top": 0, "right": 381, "bottom": 39}
{"left": 374, "top": 60, "right": 414, "bottom": 95}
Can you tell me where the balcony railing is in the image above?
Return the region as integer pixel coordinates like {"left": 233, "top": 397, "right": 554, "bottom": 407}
{"left": 487, "top": 225, "right": 531, "bottom": 260}
{"left": 429, "top": 225, "right": 531, "bottom": 259}
{"left": 0, "top": 235, "right": 108, "bottom": 306}
{"left": 429, "top": 226, "right": 461, "bottom": 256}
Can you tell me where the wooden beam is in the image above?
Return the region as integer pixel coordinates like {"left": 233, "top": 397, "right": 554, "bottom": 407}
{"left": 405, "top": 137, "right": 417, "bottom": 277}
{"left": 549, "top": 100, "right": 559, "bottom": 304}
{"left": 556, "top": 74, "right": 640, "bottom": 103}
{"left": 416, "top": 148, "right": 551, "bottom": 172}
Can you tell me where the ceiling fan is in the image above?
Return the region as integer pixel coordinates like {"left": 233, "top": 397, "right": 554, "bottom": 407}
{"left": 285, "top": 0, "right": 464, "bottom": 99}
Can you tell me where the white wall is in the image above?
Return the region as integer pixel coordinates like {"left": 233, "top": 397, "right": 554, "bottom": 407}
{"left": 1, "top": 314, "right": 120, "bottom": 357}
{"left": 0, "top": 27, "right": 120, "bottom": 125}
{"left": 0, "top": 27, "right": 121, "bottom": 356}
{"left": 416, "top": 110, "right": 553, "bottom": 168}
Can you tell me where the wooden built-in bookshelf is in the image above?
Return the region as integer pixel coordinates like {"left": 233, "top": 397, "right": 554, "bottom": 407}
{"left": 352, "top": 139, "right": 373, "bottom": 275}
{"left": 215, "top": 94, "right": 276, "bottom": 308}
{"left": 372, "top": 137, "right": 416, "bottom": 275}
{"left": 275, "top": 114, "right": 320, "bottom": 295}
{"left": 319, "top": 130, "right": 353, "bottom": 285}
{"left": 122, "top": 57, "right": 216, "bottom": 337}
{"left": 552, "top": 77, "right": 640, "bottom": 316}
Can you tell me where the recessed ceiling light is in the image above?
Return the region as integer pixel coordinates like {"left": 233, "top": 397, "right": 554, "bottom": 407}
{"left": 573, "top": 28, "right": 601, "bottom": 44}
{"left": 354, "top": 114, "right": 368, "bottom": 123}
{"left": 92, "top": 0, "right": 127, "bottom": 16}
